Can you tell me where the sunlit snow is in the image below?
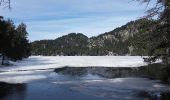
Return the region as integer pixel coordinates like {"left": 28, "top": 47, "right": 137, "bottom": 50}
{"left": 0, "top": 56, "right": 152, "bottom": 72}
{"left": 0, "top": 56, "right": 161, "bottom": 85}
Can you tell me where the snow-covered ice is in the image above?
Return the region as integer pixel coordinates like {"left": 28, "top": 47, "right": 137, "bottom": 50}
{"left": 0, "top": 70, "right": 51, "bottom": 83}
{"left": 0, "top": 56, "right": 153, "bottom": 72}
{"left": 0, "top": 56, "right": 169, "bottom": 99}
{"left": 0, "top": 56, "right": 160, "bottom": 84}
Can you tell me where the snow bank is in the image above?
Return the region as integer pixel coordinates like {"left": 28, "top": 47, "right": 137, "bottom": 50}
{"left": 0, "top": 56, "right": 151, "bottom": 72}
{"left": 0, "top": 70, "right": 51, "bottom": 83}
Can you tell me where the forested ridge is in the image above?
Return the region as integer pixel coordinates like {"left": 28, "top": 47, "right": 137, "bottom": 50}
{"left": 31, "top": 19, "right": 159, "bottom": 56}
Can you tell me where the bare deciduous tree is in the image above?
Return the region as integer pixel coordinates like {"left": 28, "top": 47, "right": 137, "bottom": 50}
{"left": 136, "top": 0, "right": 169, "bottom": 18}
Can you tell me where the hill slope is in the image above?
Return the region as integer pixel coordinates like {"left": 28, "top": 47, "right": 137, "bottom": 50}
{"left": 31, "top": 19, "right": 156, "bottom": 56}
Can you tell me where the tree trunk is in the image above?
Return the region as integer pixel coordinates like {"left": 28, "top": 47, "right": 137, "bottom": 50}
{"left": 166, "top": 48, "right": 170, "bottom": 64}
{"left": 1, "top": 54, "right": 5, "bottom": 65}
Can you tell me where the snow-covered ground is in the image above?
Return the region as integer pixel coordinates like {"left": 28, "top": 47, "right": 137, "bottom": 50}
{"left": 0, "top": 56, "right": 152, "bottom": 72}
{"left": 0, "top": 56, "right": 160, "bottom": 84}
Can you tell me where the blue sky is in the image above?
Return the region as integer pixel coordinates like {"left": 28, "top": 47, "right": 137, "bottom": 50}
{"left": 0, "top": 0, "right": 153, "bottom": 41}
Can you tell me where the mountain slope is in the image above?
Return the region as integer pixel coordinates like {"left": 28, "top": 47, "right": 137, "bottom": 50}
{"left": 31, "top": 19, "right": 156, "bottom": 56}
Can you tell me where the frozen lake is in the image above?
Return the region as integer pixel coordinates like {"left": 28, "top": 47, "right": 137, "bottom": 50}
{"left": 0, "top": 56, "right": 169, "bottom": 100}
{"left": 0, "top": 56, "right": 150, "bottom": 72}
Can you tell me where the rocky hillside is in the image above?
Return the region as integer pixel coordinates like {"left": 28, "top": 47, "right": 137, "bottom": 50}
{"left": 31, "top": 19, "right": 156, "bottom": 56}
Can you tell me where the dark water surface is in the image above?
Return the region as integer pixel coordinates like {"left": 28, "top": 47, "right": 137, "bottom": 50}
{"left": 0, "top": 66, "right": 170, "bottom": 100}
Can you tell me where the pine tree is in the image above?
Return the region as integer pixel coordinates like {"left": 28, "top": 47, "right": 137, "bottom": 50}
{"left": 134, "top": 0, "right": 170, "bottom": 62}
{"left": 0, "top": 17, "right": 30, "bottom": 65}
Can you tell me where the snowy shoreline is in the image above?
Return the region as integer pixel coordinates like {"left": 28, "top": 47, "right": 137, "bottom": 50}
{"left": 0, "top": 56, "right": 152, "bottom": 72}
{"left": 0, "top": 56, "right": 169, "bottom": 100}
{"left": 0, "top": 56, "right": 161, "bottom": 72}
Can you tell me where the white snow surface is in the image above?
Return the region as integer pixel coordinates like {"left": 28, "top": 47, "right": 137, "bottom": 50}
{"left": 0, "top": 70, "right": 51, "bottom": 83}
{"left": 0, "top": 56, "right": 152, "bottom": 72}
{"left": 0, "top": 56, "right": 161, "bottom": 84}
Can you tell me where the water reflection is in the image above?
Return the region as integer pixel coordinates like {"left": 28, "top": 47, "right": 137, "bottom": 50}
{"left": 54, "top": 64, "right": 170, "bottom": 81}
{"left": 0, "top": 82, "right": 26, "bottom": 100}
{"left": 53, "top": 66, "right": 170, "bottom": 100}
{"left": 55, "top": 67, "right": 88, "bottom": 77}
{"left": 0, "top": 64, "right": 170, "bottom": 100}
{"left": 54, "top": 67, "right": 139, "bottom": 78}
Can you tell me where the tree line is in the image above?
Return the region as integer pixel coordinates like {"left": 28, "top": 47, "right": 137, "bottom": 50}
{"left": 0, "top": 16, "right": 31, "bottom": 65}
{"left": 31, "top": 19, "right": 158, "bottom": 56}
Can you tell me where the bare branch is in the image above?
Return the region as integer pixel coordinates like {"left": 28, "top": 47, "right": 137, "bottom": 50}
{"left": 135, "top": 0, "right": 165, "bottom": 19}
{"left": 0, "top": 0, "right": 11, "bottom": 9}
